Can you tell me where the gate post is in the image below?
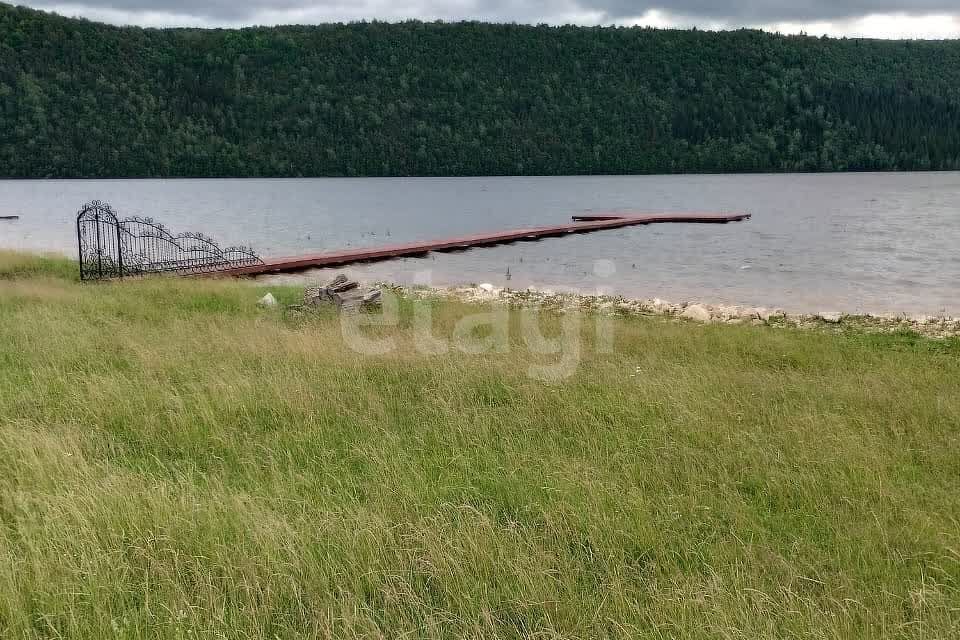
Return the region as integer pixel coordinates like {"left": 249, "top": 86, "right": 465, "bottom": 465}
{"left": 77, "top": 211, "right": 85, "bottom": 281}
{"left": 116, "top": 218, "right": 124, "bottom": 279}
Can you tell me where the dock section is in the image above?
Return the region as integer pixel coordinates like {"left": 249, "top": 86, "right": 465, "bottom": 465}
{"left": 217, "top": 212, "right": 751, "bottom": 277}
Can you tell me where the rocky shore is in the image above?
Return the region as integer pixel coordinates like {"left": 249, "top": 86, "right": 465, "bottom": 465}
{"left": 380, "top": 282, "right": 960, "bottom": 340}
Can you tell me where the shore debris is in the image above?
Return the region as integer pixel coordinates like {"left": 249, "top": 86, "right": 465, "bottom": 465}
{"left": 376, "top": 283, "right": 960, "bottom": 339}
{"left": 304, "top": 274, "right": 382, "bottom": 312}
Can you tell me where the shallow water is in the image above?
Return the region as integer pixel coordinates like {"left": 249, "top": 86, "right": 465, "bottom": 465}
{"left": 2, "top": 173, "right": 959, "bottom": 314}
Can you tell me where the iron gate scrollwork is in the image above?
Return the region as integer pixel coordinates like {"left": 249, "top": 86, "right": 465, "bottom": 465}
{"left": 77, "top": 201, "right": 123, "bottom": 280}
{"left": 77, "top": 200, "right": 264, "bottom": 281}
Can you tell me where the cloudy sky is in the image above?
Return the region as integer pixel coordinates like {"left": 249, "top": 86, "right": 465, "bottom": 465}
{"left": 16, "top": 0, "right": 960, "bottom": 38}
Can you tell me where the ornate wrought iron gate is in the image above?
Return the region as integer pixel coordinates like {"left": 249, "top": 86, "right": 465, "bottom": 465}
{"left": 77, "top": 201, "right": 263, "bottom": 281}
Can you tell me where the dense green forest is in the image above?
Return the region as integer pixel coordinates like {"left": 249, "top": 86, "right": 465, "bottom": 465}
{"left": 1, "top": 2, "right": 960, "bottom": 177}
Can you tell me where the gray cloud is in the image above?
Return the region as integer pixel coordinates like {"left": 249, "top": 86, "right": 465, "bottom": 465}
{"left": 589, "top": 0, "right": 960, "bottom": 22}
{"left": 28, "top": 0, "right": 310, "bottom": 21}
{"left": 15, "top": 0, "right": 960, "bottom": 32}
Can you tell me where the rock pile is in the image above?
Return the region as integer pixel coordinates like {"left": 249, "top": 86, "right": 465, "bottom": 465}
{"left": 305, "top": 274, "right": 382, "bottom": 312}
{"left": 379, "top": 283, "right": 960, "bottom": 339}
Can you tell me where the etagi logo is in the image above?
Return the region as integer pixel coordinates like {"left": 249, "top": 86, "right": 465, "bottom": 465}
{"left": 339, "top": 260, "right": 617, "bottom": 382}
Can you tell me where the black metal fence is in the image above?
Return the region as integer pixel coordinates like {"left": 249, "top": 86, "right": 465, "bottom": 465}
{"left": 77, "top": 201, "right": 263, "bottom": 281}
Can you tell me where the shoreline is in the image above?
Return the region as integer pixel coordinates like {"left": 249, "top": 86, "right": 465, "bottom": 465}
{"left": 375, "top": 282, "right": 960, "bottom": 339}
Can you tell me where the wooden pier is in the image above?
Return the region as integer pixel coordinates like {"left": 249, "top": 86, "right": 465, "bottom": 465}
{"left": 216, "top": 212, "right": 751, "bottom": 277}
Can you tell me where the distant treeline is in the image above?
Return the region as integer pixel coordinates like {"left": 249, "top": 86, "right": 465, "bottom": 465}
{"left": 2, "top": 2, "right": 960, "bottom": 177}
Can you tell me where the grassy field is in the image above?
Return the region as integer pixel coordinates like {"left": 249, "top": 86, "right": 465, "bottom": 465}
{"left": 1, "top": 251, "right": 960, "bottom": 639}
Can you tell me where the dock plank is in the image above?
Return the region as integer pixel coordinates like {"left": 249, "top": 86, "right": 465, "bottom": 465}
{"left": 214, "top": 213, "right": 751, "bottom": 277}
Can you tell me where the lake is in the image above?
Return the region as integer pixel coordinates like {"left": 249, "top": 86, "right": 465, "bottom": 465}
{"left": 2, "top": 173, "right": 959, "bottom": 314}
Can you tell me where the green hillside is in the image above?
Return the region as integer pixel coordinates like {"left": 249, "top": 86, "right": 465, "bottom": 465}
{"left": 1, "top": 2, "right": 959, "bottom": 177}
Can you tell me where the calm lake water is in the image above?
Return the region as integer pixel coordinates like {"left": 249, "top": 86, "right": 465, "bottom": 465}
{"left": 2, "top": 173, "right": 959, "bottom": 314}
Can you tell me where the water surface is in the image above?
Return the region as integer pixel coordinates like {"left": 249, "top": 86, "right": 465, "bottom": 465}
{"left": 2, "top": 173, "right": 959, "bottom": 314}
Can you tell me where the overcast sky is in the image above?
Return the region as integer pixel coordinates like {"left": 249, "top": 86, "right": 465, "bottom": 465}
{"left": 16, "top": 0, "right": 960, "bottom": 38}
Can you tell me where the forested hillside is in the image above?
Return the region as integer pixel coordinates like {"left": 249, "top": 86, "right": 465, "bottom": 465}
{"left": 2, "top": 2, "right": 960, "bottom": 177}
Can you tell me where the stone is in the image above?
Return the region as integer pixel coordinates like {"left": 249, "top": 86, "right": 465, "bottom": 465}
{"left": 714, "top": 305, "right": 738, "bottom": 320}
{"left": 257, "top": 292, "right": 278, "bottom": 308}
{"left": 818, "top": 312, "right": 843, "bottom": 323}
{"left": 756, "top": 307, "right": 785, "bottom": 322}
{"left": 717, "top": 305, "right": 756, "bottom": 321}
{"left": 477, "top": 283, "right": 496, "bottom": 293}
{"left": 362, "top": 289, "right": 383, "bottom": 309}
{"left": 681, "top": 304, "right": 712, "bottom": 323}
{"left": 651, "top": 298, "right": 673, "bottom": 314}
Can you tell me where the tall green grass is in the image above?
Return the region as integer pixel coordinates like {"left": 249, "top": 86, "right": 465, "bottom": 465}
{"left": 0, "top": 251, "right": 79, "bottom": 281}
{"left": 1, "top": 251, "right": 959, "bottom": 638}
